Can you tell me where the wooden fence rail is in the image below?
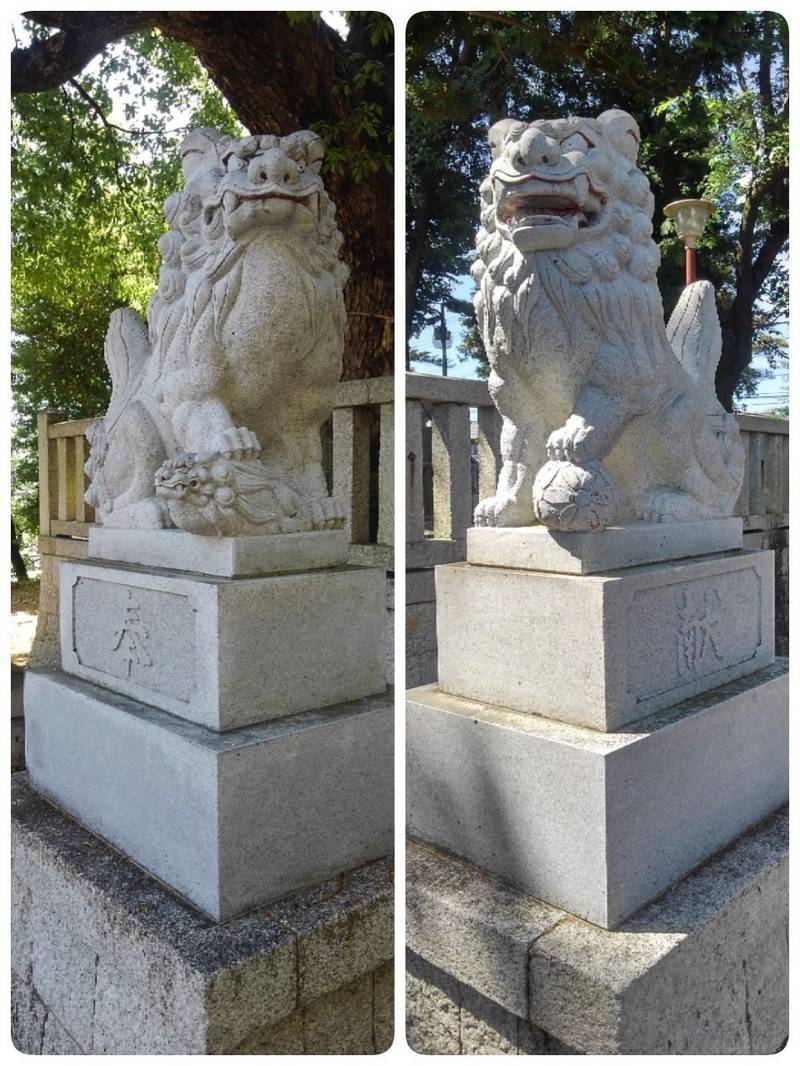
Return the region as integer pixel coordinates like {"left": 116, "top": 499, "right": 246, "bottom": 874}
{"left": 37, "top": 411, "right": 98, "bottom": 540}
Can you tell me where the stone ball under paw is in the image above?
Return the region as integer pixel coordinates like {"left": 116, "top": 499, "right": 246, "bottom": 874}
{"left": 532, "top": 460, "right": 618, "bottom": 531}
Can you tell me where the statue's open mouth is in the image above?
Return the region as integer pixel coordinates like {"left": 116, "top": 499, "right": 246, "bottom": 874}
{"left": 494, "top": 172, "right": 606, "bottom": 243}
{"left": 497, "top": 193, "right": 600, "bottom": 232}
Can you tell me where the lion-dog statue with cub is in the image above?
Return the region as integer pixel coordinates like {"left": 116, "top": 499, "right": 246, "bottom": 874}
{"left": 85, "top": 127, "right": 349, "bottom": 536}
{"left": 472, "top": 108, "right": 744, "bottom": 532}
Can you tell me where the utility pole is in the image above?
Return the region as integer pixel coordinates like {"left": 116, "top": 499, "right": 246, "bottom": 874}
{"left": 432, "top": 302, "right": 451, "bottom": 377}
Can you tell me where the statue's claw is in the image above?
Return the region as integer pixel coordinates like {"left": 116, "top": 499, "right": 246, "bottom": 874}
{"left": 546, "top": 416, "right": 593, "bottom": 463}
{"left": 301, "top": 495, "right": 346, "bottom": 531}
{"left": 473, "top": 492, "right": 535, "bottom": 527}
{"left": 221, "top": 426, "right": 262, "bottom": 461}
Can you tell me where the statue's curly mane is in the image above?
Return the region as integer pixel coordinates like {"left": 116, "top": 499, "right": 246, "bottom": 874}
{"left": 472, "top": 162, "right": 679, "bottom": 394}
{"left": 147, "top": 133, "right": 349, "bottom": 366}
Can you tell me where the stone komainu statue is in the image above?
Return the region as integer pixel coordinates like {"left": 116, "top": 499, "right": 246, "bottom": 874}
{"left": 472, "top": 109, "right": 744, "bottom": 531}
{"left": 85, "top": 128, "right": 349, "bottom": 536}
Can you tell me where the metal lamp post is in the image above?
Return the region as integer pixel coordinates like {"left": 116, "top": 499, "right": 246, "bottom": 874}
{"left": 664, "top": 198, "right": 715, "bottom": 286}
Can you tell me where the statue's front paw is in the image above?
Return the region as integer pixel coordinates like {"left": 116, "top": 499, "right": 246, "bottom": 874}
{"left": 220, "top": 426, "right": 261, "bottom": 460}
{"left": 546, "top": 416, "right": 592, "bottom": 463}
{"left": 302, "top": 495, "right": 347, "bottom": 531}
{"left": 474, "top": 493, "right": 535, "bottom": 527}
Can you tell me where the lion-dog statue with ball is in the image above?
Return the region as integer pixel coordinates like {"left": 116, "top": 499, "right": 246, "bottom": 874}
{"left": 472, "top": 109, "right": 744, "bottom": 532}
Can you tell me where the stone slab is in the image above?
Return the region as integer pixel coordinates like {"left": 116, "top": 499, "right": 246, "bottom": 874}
{"left": 406, "top": 809, "right": 788, "bottom": 1055}
{"left": 60, "top": 558, "right": 386, "bottom": 730}
{"left": 407, "top": 842, "right": 564, "bottom": 1017}
{"left": 407, "top": 659, "right": 788, "bottom": 928}
{"left": 88, "top": 525, "right": 350, "bottom": 577}
{"left": 25, "top": 669, "right": 393, "bottom": 921}
{"left": 347, "top": 542, "right": 395, "bottom": 571}
{"left": 407, "top": 538, "right": 466, "bottom": 568}
{"left": 406, "top": 568, "right": 437, "bottom": 605}
{"left": 406, "top": 951, "right": 572, "bottom": 1055}
{"left": 467, "top": 517, "right": 743, "bottom": 574}
{"left": 437, "top": 548, "right": 774, "bottom": 731}
{"left": 12, "top": 773, "right": 392, "bottom": 1054}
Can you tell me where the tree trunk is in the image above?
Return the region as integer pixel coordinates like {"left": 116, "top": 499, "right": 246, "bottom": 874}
{"left": 718, "top": 290, "right": 756, "bottom": 412}
{"left": 11, "top": 520, "right": 29, "bottom": 582}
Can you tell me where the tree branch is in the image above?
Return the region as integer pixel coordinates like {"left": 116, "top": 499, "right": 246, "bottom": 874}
{"left": 751, "top": 216, "right": 789, "bottom": 295}
{"left": 12, "top": 12, "right": 157, "bottom": 93}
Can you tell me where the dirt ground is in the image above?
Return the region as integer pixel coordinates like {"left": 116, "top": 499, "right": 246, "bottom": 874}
{"left": 11, "top": 579, "right": 39, "bottom": 667}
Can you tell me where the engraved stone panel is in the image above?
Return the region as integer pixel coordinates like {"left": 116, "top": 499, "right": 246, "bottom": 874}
{"left": 437, "top": 549, "right": 774, "bottom": 731}
{"left": 625, "top": 566, "right": 763, "bottom": 705}
{"left": 60, "top": 559, "right": 386, "bottom": 731}
{"left": 71, "top": 578, "right": 196, "bottom": 703}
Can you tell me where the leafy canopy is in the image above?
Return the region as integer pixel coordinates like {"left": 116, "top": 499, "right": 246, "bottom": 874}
{"left": 406, "top": 11, "right": 788, "bottom": 406}
{"left": 11, "top": 23, "right": 241, "bottom": 549}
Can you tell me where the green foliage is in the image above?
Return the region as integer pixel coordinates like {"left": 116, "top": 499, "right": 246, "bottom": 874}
{"left": 311, "top": 13, "right": 394, "bottom": 182}
{"left": 11, "top": 23, "right": 241, "bottom": 559}
{"left": 406, "top": 11, "right": 788, "bottom": 407}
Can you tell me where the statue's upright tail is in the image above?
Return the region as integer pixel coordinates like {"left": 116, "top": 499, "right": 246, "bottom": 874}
{"left": 666, "top": 280, "right": 722, "bottom": 395}
{"left": 84, "top": 308, "right": 152, "bottom": 515}
{"left": 666, "top": 280, "right": 744, "bottom": 511}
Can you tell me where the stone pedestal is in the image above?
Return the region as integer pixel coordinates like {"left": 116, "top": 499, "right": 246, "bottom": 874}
{"left": 25, "top": 535, "right": 390, "bottom": 914}
{"left": 408, "top": 522, "right": 787, "bottom": 1051}
{"left": 27, "top": 670, "right": 392, "bottom": 921}
{"left": 437, "top": 549, "right": 774, "bottom": 731}
{"left": 466, "top": 516, "right": 743, "bottom": 574}
{"left": 408, "top": 660, "right": 787, "bottom": 928}
{"left": 88, "top": 525, "right": 350, "bottom": 576}
{"left": 59, "top": 557, "right": 385, "bottom": 730}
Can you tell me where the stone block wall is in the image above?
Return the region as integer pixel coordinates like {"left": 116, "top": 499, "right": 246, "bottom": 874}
{"left": 406, "top": 811, "right": 788, "bottom": 1056}
{"left": 12, "top": 774, "right": 394, "bottom": 1055}
{"left": 407, "top": 952, "right": 571, "bottom": 1055}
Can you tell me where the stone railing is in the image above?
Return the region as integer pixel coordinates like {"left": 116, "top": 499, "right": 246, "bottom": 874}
{"left": 405, "top": 374, "right": 790, "bottom": 684}
{"left": 30, "top": 379, "right": 396, "bottom": 671}
{"left": 405, "top": 373, "right": 500, "bottom": 568}
{"left": 332, "top": 376, "right": 394, "bottom": 570}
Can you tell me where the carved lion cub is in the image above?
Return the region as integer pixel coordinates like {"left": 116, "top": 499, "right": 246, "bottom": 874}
{"left": 472, "top": 109, "right": 744, "bottom": 529}
{"left": 85, "top": 128, "right": 349, "bottom": 534}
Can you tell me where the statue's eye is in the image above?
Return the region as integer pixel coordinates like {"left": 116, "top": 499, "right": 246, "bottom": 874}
{"left": 561, "top": 132, "right": 593, "bottom": 153}
{"left": 224, "top": 154, "right": 246, "bottom": 172}
{"left": 189, "top": 479, "right": 199, "bottom": 488}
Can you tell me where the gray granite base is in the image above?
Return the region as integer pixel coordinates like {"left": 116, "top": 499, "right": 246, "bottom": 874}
{"left": 407, "top": 808, "right": 788, "bottom": 1054}
{"left": 12, "top": 774, "right": 393, "bottom": 1054}
{"left": 25, "top": 669, "right": 393, "bottom": 921}
{"left": 59, "top": 557, "right": 386, "bottom": 730}
{"left": 408, "top": 660, "right": 788, "bottom": 928}
{"left": 437, "top": 549, "right": 774, "bottom": 731}
{"left": 88, "top": 526, "right": 350, "bottom": 577}
{"left": 467, "top": 517, "right": 743, "bottom": 574}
